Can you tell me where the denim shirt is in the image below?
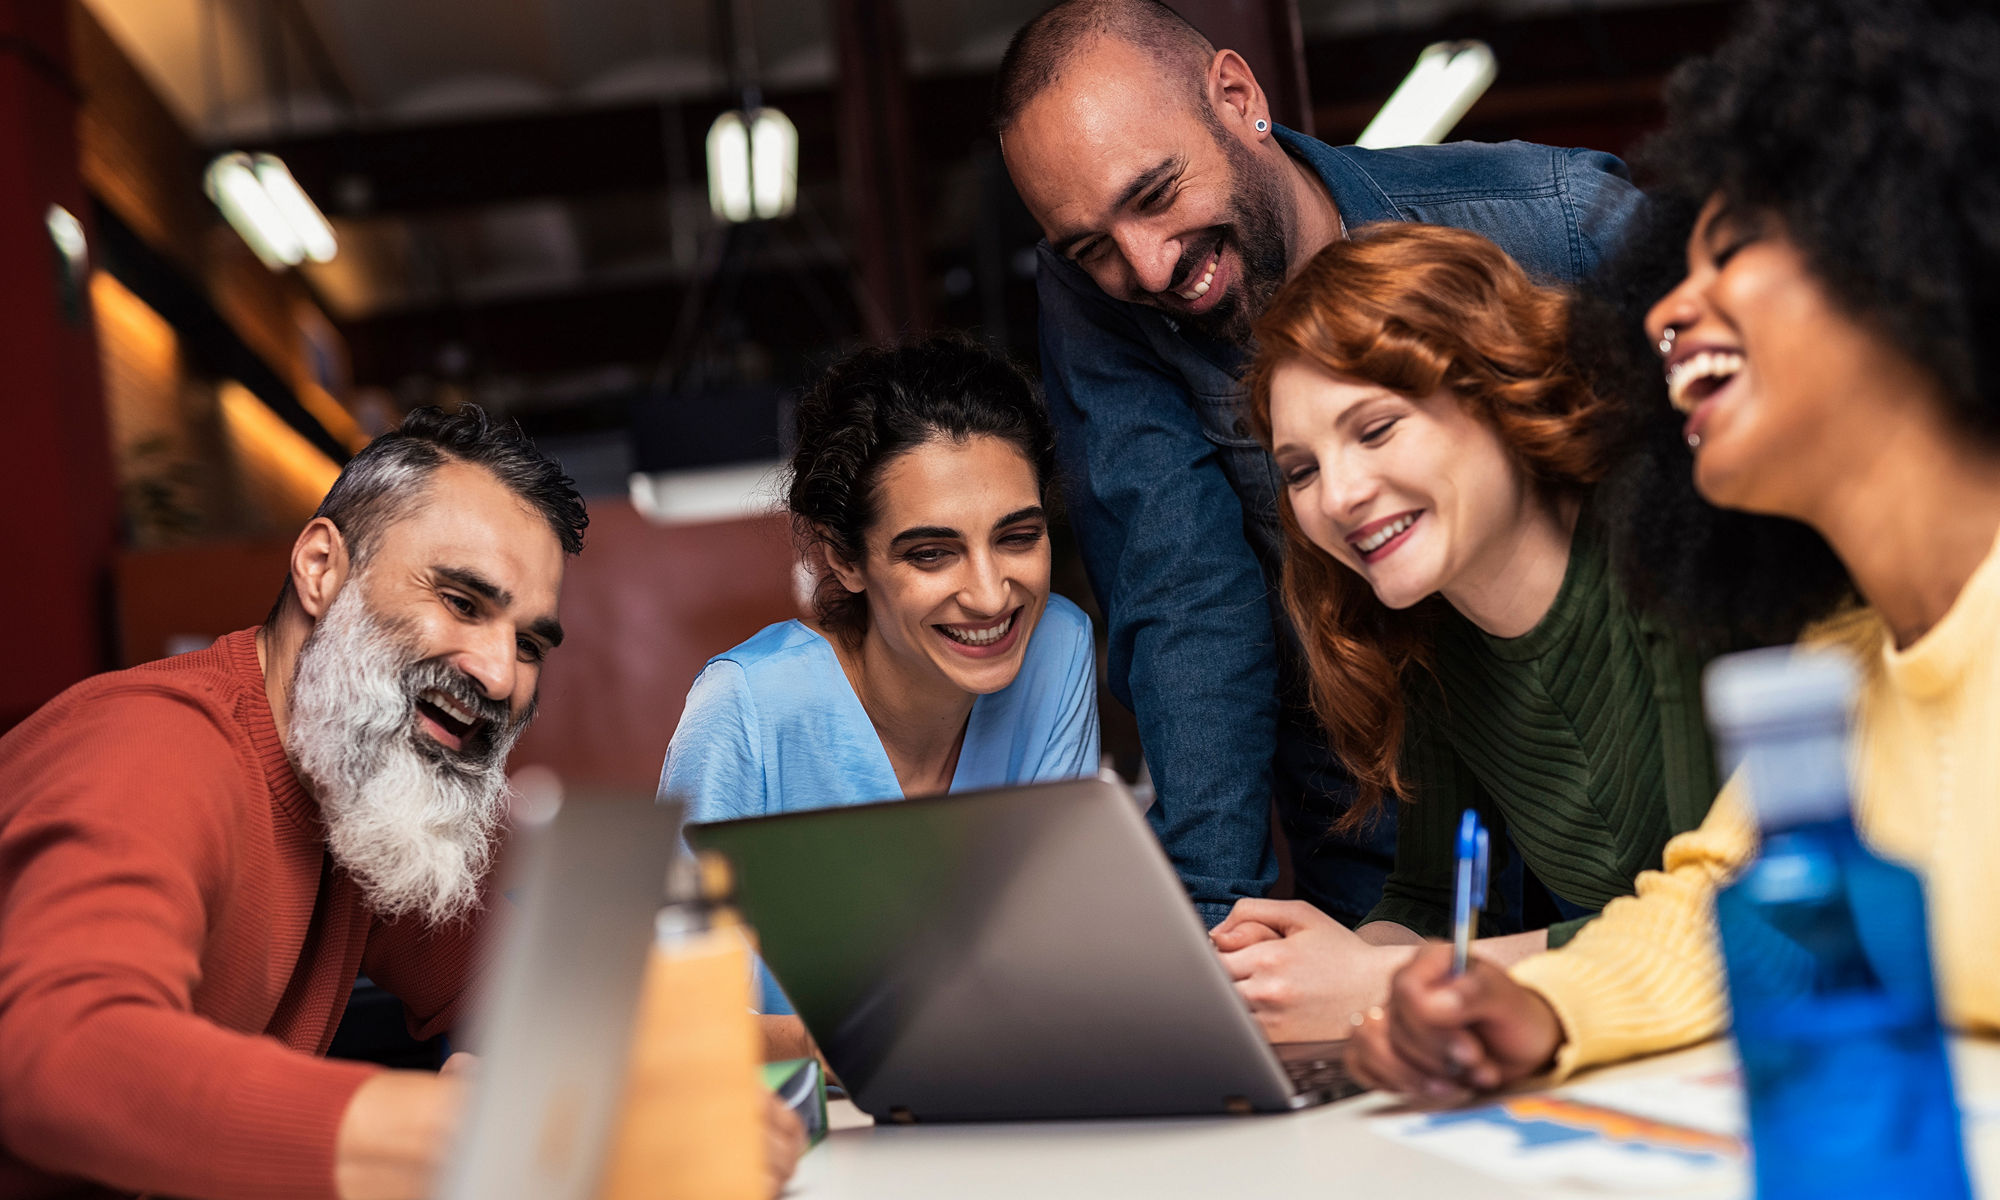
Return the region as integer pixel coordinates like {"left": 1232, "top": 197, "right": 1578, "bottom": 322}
{"left": 1035, "top": 130, "right": 1641, "bottom": 925}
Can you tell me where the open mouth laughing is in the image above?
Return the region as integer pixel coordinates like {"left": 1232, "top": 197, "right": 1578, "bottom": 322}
{"left": 404, "top": 660, "right": 511, "bottom": 762}
{"left": 1167, "top": 232, "right": 1227, "bottom": 310}
{"left": 1176, "top": 252, "right": 1219, "bottom": 301}
{"left": 1665, "top": 349, "right": 1744, "bottom": 413}
{"left": 415, "top": 686, "right": 486, "bottom": 753}
{"left": 1664, "top": 346, "right": 1745, "bottom": 445}
{"left": 1347, "top": 510, "right": 1422, "bottom": 564}
{"left": 934, "top": 608, "right": 1025, "bottom": 658}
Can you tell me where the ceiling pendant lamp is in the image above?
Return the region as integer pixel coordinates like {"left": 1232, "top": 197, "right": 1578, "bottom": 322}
{"left": 706, "top": 106, "right": 798, "bottom": 224}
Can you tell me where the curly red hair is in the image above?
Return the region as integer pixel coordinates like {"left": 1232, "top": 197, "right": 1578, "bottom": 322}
{"left": 1246, "top": 222, "right": 1621, "bottom": 831}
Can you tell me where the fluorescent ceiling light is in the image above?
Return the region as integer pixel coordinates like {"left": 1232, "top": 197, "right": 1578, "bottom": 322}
{"left": 628, "top": 461, "right": 783, "bottom": 525}
{"left": 749, "top": 109, "right": 798, "bottom": 221}
{"left": 204, "top": 151, "right": 338, "bottom": 270}
{"left": 253, "top": 155, "right": 338, "bottom": 263}
{"left": 708, "top": 112, "right": 754, "bottom": 224}
{"left": 707, "top": 107, "right": 798, "bottom": 224}
{"left": 1356, "top": 41, "right": 1498, "bottom": 150}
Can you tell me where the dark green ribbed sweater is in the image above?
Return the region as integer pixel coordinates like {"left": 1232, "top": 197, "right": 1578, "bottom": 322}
{"left": 1362, "top": 512, "right": 1718, "bottom": 947}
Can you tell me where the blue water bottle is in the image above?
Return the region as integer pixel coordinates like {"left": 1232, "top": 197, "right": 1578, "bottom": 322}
{"left": 1703, "top": 647, "right": 1970, "bottom": 1200}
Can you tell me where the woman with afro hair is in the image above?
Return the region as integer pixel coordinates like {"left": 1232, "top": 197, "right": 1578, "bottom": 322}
{"left": 1349, "top": 0, "right": 2000, "bottom": 1097}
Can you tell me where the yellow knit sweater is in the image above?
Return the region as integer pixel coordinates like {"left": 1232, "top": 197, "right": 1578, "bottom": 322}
{"left": 1511, "top": 529, "right": 2000, "bottom": 1079}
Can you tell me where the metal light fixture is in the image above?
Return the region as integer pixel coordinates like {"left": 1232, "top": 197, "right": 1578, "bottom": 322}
{"left": 705, "top": 107, "right": 798, "bottom": 224}
{"left": 44, "top": 203, "right": 88, "bottom": 323}
{"left": 204, "top": 151, "right": 338, "bottom": 270}
{"left": 45, "top": 204, "right": 87, "bottom": 269}
{"left": 1356, "top": 41, "right": 1498, "bottom": 150}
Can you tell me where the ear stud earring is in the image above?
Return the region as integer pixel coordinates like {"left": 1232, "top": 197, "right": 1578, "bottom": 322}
{"left": 1254, "top": 119, "right": 1269, "bottom": 133}
{"left": 1686, "top": 433, "right": 1703, "bottom": 451}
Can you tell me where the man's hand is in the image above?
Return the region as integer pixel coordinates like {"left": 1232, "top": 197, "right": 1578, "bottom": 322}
{"left": 763, "top": 1091, "right": 807, "bottom": 1197}
{"left": 1208, "top": 912, "right": 1283, "bottom": 950}
{"left": 1210, "top": 899, "right": 1416, "bottom": 1042}
{"left": 334, "top": 1066, "right": 468, "bottom": 1200}
{"left": 1347, "top": 943, "right": 1565, "bottom": 1099}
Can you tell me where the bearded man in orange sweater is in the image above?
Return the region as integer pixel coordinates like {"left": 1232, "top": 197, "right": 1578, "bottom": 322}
{"left": 0, "top": 405, "right": 584, "bottom": 1200}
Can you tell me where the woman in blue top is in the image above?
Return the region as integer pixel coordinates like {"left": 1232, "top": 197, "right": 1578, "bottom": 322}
{"left": 659, "top": 336, "right": 1099, "bottom": 1047}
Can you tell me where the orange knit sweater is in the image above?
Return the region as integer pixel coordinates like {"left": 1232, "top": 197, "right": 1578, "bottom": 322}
{"left": 0, "top": 629, "right": 482, "bottom": 1199}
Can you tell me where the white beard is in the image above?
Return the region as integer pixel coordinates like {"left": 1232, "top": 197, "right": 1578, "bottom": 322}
{"left": 285, "top": 582, "right": 527, "bottom": 926}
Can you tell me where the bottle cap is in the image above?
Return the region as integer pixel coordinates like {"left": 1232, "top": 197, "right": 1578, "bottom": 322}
{"left": 1703, "top": 646, "right": 1860, "bottom": 829}
{"left": 696, "top": 850, "right": 736, "bottom": 903}
{"left": 664, "top": 849, "right": 703, "bottom": 907}
{"left": 1704, "top": 645, "right": 1858, "bottom": 735}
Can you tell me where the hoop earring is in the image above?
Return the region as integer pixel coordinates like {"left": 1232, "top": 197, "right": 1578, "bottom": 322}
{"left": 1254, "top": 119, "right": 1269, "bottom": 133}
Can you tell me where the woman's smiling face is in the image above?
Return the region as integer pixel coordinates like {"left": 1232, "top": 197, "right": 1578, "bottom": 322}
{"left": 1646, "top": 196, "right": 1935, "bottom": 520}
{"left": 829, "top": 434, "right": 1051, "bottom": 697}
{"left": 1267, "top": 359, "right": 1539, "bottom": 613}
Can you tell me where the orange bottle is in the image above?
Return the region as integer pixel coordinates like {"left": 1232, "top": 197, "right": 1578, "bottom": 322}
{"left": 597, "top": 853, "right": 765, "bottom": 1200}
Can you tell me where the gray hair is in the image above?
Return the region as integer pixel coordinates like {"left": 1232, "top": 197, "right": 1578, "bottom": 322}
{"left": 270, "top": 404, "right": 587, "bottom": 620}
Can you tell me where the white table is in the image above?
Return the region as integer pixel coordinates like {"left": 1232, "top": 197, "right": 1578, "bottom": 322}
{"left": 789, "top": 1039, "right": 2000, "bottom": 1199}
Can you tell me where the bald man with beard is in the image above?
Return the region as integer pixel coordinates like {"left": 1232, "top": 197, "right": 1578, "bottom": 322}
{"left": 0, "top": 407, "right": 802, "bottom": 1199}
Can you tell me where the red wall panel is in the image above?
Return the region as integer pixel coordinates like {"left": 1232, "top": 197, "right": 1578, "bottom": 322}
{"left": 0, "top": 0, "right": 117, "bottom": 729}
{"left": 505, "top": 504, "right": 801, "bottom": 794}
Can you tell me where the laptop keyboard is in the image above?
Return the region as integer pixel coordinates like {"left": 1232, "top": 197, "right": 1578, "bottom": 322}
{"left": 1283, "top": 1049, "right": 1366, "bottom": 1101}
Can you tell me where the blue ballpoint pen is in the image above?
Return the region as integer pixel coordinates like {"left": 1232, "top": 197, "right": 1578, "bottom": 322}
{"left": 1450, "top": 809, "right": 1490, "bottom": 977}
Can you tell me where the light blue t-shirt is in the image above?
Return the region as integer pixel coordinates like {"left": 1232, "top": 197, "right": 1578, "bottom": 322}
{"left": 659, "top": 593, "right": 1100, "bottom": 1011}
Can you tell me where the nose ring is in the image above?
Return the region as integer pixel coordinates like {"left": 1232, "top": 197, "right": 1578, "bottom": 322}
{"left": 1657, "top": 326, "right": 1678, "bottom": 358}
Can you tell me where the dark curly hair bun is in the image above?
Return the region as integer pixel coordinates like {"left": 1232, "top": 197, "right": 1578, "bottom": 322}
{"left": 787, "top": 335, "right": 1056, "bottom": 641}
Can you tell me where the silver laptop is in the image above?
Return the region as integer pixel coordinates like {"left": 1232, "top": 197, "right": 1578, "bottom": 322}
{"left": 688, "top": 777, "right": 1358, "bottom": 1122}
{"left": 437, "top": 780, "right": 681, "bottom": 1200}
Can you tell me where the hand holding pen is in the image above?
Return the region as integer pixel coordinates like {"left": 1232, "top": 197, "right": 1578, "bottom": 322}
{"left": 1347, "top": 810, "right": 1567, "bottom": 1098}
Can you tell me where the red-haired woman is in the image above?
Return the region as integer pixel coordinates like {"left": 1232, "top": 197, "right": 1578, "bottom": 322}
{"left": 1209, "top": 222, "right": 1716, "bottom": 1042}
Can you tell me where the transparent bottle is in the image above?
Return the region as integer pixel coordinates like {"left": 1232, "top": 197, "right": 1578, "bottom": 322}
{"left": 1704, "top": 647, "right": 1971, "bottom": 1200}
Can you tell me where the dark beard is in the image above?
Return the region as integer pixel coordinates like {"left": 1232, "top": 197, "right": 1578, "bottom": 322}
{"left": 1176, "top": 134, "right": 1292, "bottom": 346}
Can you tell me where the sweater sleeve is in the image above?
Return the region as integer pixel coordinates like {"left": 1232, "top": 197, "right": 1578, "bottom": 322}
{"left": 0, "top": 690, "right": 377, "bottom": 1200}
{"left": 362, "top": 904, "right": 488, "bottom": 1042}
{"left": 1508, "top": 775, "right": 1758, "bottom": 1081}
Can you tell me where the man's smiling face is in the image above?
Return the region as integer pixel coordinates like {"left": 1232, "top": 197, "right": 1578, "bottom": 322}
{"left": 284, "top": 460, "right": 568, "bottom": 925}
{"left": 353, "top": 459, "right": 566, "bottom": 748}
{"left": 1002, "top": 35, "right": 1293, "bottom": 343}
